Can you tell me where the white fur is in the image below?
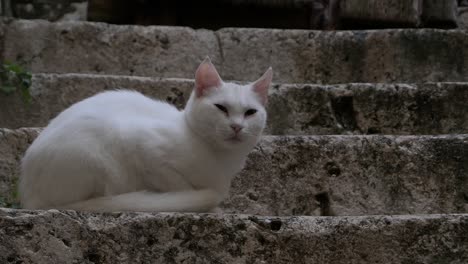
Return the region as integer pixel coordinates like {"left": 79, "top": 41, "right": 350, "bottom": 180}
{"left": 19, "top": 58, "right": 272, "bottom": 212}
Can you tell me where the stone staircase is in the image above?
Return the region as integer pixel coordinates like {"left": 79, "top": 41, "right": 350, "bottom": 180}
{"left": 0, "top": 17, "right": 467, "bottom": 264}
{"left": 2, "top": 19, "right": 468, "bottom": 83}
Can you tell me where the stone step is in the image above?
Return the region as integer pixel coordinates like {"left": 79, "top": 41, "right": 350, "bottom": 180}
{"left": 1, "top": 128, "right": 467, "bottom": 216}
{"left": 1, "top": 73, "right": 468, "bottom": 135}
{"left": 0, "top": 209, "right": 466, "bottom": 264}
{"left": 1, "top": 19, "right": 467, "bottom": 83}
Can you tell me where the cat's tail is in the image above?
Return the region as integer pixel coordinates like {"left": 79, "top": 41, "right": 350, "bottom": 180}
{"left": 56, "top": 189, "right": 223, "bottom": 213}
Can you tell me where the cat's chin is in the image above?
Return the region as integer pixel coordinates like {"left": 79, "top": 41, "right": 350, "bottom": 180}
{"left": 227, "top": 135, "right": 242, "bottom": 142}
{"left": 222, "top": 135, "right": 259, "bottom": 151}
{"left": 226, "top": 137, "right": 243, "bottom": 144}
{"left": 221, "top": 136, "right": 249, "bottom": 148}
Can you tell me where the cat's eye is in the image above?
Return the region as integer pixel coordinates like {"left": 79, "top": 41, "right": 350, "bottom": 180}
{"left": 214, "top": 104, "right": 228, "bottom": 114}
{"left": 244, "top": 109, "right": 257, "bottom": 117}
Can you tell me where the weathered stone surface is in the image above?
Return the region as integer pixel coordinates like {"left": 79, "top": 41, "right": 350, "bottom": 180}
{"left": 2, "top": 19, "right": 468, "bottom": 83}
{"left": 232, "top": 135, "right": 468, "bottom": 216}
{"left": 0, "top": 210, "right": 466, "bottom": 264}
{"left": 339, "top": 0, "right": 422, "bottom": 27}
{"left": 218, "top": 28, "right": 468, "bottom": 83}
{"left": 2, "top": 74, "right": 468, "bottom": 135}
{"left": 0, "top": 74, "right": 194, "bottom": 129}
{"left": 0, "top": 128, "right": 39, "bottom": 208}
{"left": 1, "top": 128, "right": 467, "bottom": 215}
{"left": 0, "top": 19, "right": 221, "bottom": 79}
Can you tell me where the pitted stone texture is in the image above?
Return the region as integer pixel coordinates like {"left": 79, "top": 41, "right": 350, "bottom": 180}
{"left": 0, "top": 210, "right": 466, "bottom": 264}
{"left": 216, "top": 28, "right": 468, "bottom": 83}
{"left": 0, "top": 128, "right": 40, "bottom": 208}
{"left": 1, "top": 74, "right": 468, "bottom": 135}
{"left": 228, "top": 135, "right": 468, "bottom": 216}
{"left": 339, "top": 0, "right": 422, "bottom": 26}
{"left": 0, "top": 74, "right": 194, "bottom": 129}
{"left": 1, "top": 19, "right": 220, "bottom": 79}
{"left": 2, "top": 19, "right": 468, "bottom": 83}
{"left": 1, "top": 128, "right": 467, "bottom": 216}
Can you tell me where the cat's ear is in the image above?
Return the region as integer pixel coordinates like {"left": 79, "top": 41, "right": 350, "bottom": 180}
{"left": 252, "top": 67, "right": 272, "bottom": 105}
{"left": 195, "top": 57, "right": 223, "bottom": 97}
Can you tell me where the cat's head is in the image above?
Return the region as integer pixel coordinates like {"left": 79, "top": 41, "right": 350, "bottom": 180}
{"left": 185, "top": 57, "right": 272, "bottom": 151}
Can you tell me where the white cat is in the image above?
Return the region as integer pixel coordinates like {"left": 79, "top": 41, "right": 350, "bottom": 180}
{"left": 19, "top": 57, "right": 272, "bottom": 212}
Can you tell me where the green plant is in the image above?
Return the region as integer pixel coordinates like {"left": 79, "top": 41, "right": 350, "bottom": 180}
{"left": 0, "top": 197, "right": 20, "bottom": 208}
{"left": 0, "top": 176, "right": 21, "bottom": 209}
{"left": 0, "top": 61, "right": 32, "bottom": 103}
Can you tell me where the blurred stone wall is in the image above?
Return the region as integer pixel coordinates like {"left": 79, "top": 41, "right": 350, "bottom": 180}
{"left": 87, "top": 0, "right": 336, "bottom": 29}
{"left": 0, "top": 0, "right": 466, "bottom": 29}
{"left": 460, "top": 2, "right": 468, "bottom": 29}
{"left": 0, "top": 0, "right": 87, "bottom": 21}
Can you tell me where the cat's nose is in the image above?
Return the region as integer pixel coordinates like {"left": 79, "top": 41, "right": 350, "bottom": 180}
{"left": 230, "top": 124, "right": 243, "bottom": 133}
